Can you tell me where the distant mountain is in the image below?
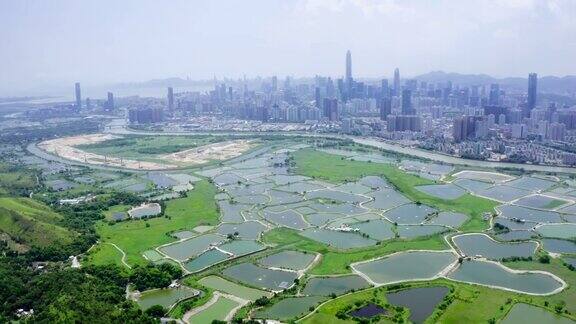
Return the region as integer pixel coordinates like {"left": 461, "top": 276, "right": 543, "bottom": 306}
{"left": 413, "top": 71, "right": 576, "bottom": 94}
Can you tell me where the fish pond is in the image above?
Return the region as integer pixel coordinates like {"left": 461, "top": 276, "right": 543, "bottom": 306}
{"left": 136, "top": 286, "right": 199, "bottom": 310}
{"left": 386, "top": 286, "right": 449, "bottom": 324}
{"left": 303, "top": 275, "right": 370, "bottom": 296}
{"left": 258, "top": 250, "right": 316, "bottom": 271}
{"left": 352, "top": 251, "right": 456, "bottom": 285}
{"left": 501, "top": 303, "right": 574, "bottom": 324}
{"left": 452, "top": 234, "right": 536, "bottom": 260}
{"left": 222, "top": 263, "right": 298, "bottom": 291}
{"left": 447, "top": 260, "right": 563, "bottom": 295}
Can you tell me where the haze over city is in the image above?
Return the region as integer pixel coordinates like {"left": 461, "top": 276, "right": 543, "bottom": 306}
{"left": 3, "top": 1, "right": 576, "bottom": 323}
{"left": 1, "top": 0, "right": 575, "bottom": 95}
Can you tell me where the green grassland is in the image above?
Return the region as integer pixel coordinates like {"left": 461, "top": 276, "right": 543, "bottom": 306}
{"left": 88, "top": 180, "right": 219, "bottom": 266}
{"left": 291, "top": 149, "right": 498, "bottom": 231}
{"left": 0, "top": 197, "right": 75, "bottom": 247}
{"left": 78, "top": 135, "right": 226, "bottom": 160}
{"left": 262, "top": 227, "right": 448, "bottom": 275}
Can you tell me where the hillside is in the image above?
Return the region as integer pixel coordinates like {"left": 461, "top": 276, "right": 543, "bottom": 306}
{"left": 0, "top": 197, "right": 75, "bottom": 248}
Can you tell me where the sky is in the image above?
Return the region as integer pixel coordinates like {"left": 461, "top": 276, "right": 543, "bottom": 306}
{"left": 0, "top": 0, "right": 575, "bottom": 95}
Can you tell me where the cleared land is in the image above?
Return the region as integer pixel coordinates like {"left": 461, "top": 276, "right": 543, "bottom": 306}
{"left": 38, "top": 134, "right": 256, "bottom": 170}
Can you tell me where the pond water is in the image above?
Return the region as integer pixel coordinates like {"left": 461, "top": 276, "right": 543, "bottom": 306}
{"left": 159, "top": 233, "right": 225, "bottom": 261}
{"left": 353, "top": 251, "right": 456, "bottom": 285}
{"left": 306, "top": 189, "right": 369, "bottom": 204}
{"left": 396, "top": 225, "right": 448, "bottom": 238}
{"left": 349, "top": 303, "right": 387, "bottom": 318}
{"left": 303, "top": 275, "right": 370, "bottom": 296}
{"left": 387, "top": 286, "right": 449, "bottom": 324}
{"left": 218, "top": 201, "right": 249, "bottom": 223}
{"left": 493, "top": 217, "right": 537, "bottom": 231}
{"left": 493, "top": 230, "right": 536, "bottom": 241}
{"left": 259, "top": 250, "right": 316, "bottom": 271}
{"left": 447, "top": 260, "right": 563, "bottom": 295}
{"left": 183, "top": 249, "right": 229, "bottom": 273}
{"left": 300, "top": 228, "right": 377, "bottom": 249}
{"left": 186, "top": 295, "right": 238, "bottom": 324}
{"left": 234, "top": 194, "right": 269, "bottom": 204}
{"left": 264, "top": 209, "right": 309, "bottom": 229}
{"left": 309, "top": 202, "right": 366, "bottom": 215}
{"left": 541, "top": 239, "right": 576, "bottom": 254}
{"left": 216, "top": 221, "right": 267, "bottom": 240}
{"left": 172, "top": 230, "right": 195, "bottom": 240}
{"left": 385, "top": 203, "right": 437, "bottom": 224}
{"left": 501, "top": 303, "right": 574, "bottom": 324}
{"left": 453, "top": 234, "right": 536, "bottom": 260}
{"left": 306, "top": 213, "right": 347, "bottom": 226}
{"left": 498, "top": 205, "right": 563, "bottom": 223}
{"left": 268, "top": 190, "right": 303, "bottom": 205}
{"left": 478, "top": 185, "right": 530, "bottom": 202}
{"left": 277, "top": 181, "right": 325, "bottom": 194}
{"left": 506, "top": 177, "right": 555, "bottom": 192}
{"left": 359, "top": 176, "right": 389, "bottom": 189}
{"left": 416, "top": 184, "right": 466, "bottom": 200}
{"left": 253, "top": 296, "right": 326, "bottom": 321}
{"left": 425, "top": 211, "right": 468, "bottom": 228}
{"left": 218, "top": 240, "right": 265, "bottom": 256}
{"left": 352, "top": 219, "right": 395, "bottom": 240}
{"left": 334, "top": 182, "right": 373, "bottom": 194}
{"left": 136, "top": 286, "right": 199, "bottom": 310}
{"left": 223, "top": 263, "right": 298, "bottom": 291}
{"left": 535, "top": 224, "right": 576, "bottom": 240}
{"left": 365, "top": 189, "right": 410, "bottom": 210}
{"left": 515, "top": 195, "right": 569, "bottom": 210}
{"left": 453, "top": 179, "right": 493, "bottom": 193}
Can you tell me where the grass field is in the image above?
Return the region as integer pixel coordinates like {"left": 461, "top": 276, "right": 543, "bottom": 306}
{"left": 0, "top": 197, "right": 74, "bottom": 247}
{"left": 89, "top": 180, "right": 219, "bottom": 266}
{"left": 78, "top": 135, "right": 223, "bottom": 160}
{"left": 291, "top": 149, "right": 498, "bottom": 231}
{"left": 262, "top": 227, "right": 448, "bottom": 275}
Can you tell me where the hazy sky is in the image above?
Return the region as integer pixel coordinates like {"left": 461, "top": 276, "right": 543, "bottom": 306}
{"left": 1, "top": 0, "right": 575, "bottom": 94}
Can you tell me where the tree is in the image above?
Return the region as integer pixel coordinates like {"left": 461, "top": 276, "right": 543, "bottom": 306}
{"left": 145, "top": 305, "right": 166, "bottom": 318}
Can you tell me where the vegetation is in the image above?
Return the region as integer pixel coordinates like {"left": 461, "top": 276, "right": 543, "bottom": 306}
{"left": 0, "top": 242, "right": 155, "bottom": 323}
{"left": 89, "top": 180, "right": 219, "bottom": 265}
{"left": 291, "top": 149, "right": 498, "bottom": 231}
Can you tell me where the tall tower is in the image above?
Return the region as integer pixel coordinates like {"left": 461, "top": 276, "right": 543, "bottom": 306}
{"left": 167, "top": 87, "right": 174, "bottom": 112}
{"left": 345, "top": 50, "right": 352, "bottom": 82}
{"left": 74, "top": 82, "right": 82, "bottom": 111}
{"left": 393, "top": 68, "right": 400, "bottom": 97}
{"left": 527, "top": 73, "right": 537, "bottom": 115}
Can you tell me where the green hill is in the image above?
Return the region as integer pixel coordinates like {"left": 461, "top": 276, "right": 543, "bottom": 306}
{"left": 0, "top": 197, "right": 75, "bottom": 247}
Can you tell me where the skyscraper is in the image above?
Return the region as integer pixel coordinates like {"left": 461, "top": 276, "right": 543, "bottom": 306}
{"left": 74, "top": 82, "right": 82, "bottom": 111}
{"left": 381, "top": 79, "right": 389, "bottom": 98}
{"left": 345, "top": 50, "right": 352, "bottom": 83}
{"left": 489, "top": 83, "right": 500, "bottom": 106}
{"left": 401, "top": 89, "right": 414, "bottom": 115}
{"left": 106, "top": 92, "right": 114, "bottom": 111}
{"left": 526, "top": 72, "right": 537, "bottom": 116}
{"left": 167, "top": 87, "right": 174, "bottom": 112}
{"left": 393, "top": 68, "right": 400, "bottom": 96}
{"left": 345, "top": 50, "right": 353, "bottom": 97}
{"left": 323, "top": 98, "right": 339, "bottom": 121}
{"left": 378, "top": 97, "right": 391, "bottom": 120}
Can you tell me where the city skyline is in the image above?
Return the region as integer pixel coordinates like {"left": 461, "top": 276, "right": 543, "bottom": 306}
{"left": 1, "top": 0, "right": 575, "bottom": 95}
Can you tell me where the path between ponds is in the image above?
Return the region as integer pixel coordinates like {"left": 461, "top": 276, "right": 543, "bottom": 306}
{"left": 107, "top": 243, "right": 131, "bottom": 269}
{"left": 182, "top": 291, "right": 249, "bottom": 323}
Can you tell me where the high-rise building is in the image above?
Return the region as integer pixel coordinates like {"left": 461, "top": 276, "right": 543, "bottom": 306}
{"left": 378, "top": 97, "right": 392, "bottom": 120}
{"left": 167, "top": 87, "right": 174, "bottom": 112}
{"left": 323, "top": 98, "right": 339, "bottom": 121}
{"left": 381, "top": 79, "right": 389, "bottom": 98}
{"left": 525, "top": 73, "right": 537, "bottom": 117}
{"left": 106, "top": 92, "right": 114, "bottom": 111}
{"left": 393, "top": 68, "right": 400, "bottom": 96}
{"left": 345, "top": 50, "right": 352, "bottom": 84}
{"left": 345, "top": 50, "right": 353, "bottom": 97}
{"left": 314, "top": 87, "right": 321, "bottom": 108}
{"left": 401, "top": 89, "right": 414, "bottom": 115}
{"left": 387, "top": 115, "right": 421, "bottom": 132}
{"left": 74, "top": 82, "right": 82, "bottom": 111}
{"left": 453, "top": 116, "right": 479, "bottom": 142}
{"left": 488, "top": 84, "right": 500, "bottom": 106}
